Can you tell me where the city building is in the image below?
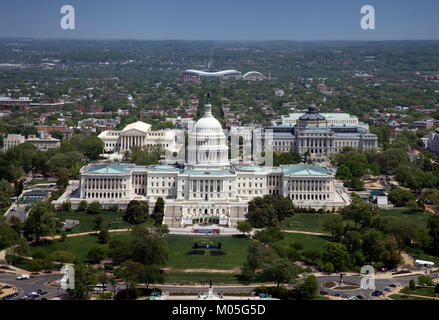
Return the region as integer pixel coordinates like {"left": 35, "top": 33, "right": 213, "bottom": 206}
{"left": 26, "top": 134, "right": 61, "bottom": 151}
{"left": 255, "top": 104, "right": 378, "bottom": 161}
{"left": 0, "top": 97, "right": 32, "bottom": 108}
{"left": 2, "top": 133, "right": 25, "bottom": 152}
{"left": 57, "top": 99, "right": 350, "bottom": 227}
{"left": 98, "top": 121, "right": 182, "bottom": 155}
{"left": 36, "top": 125, "right": 73, "bottom": 141}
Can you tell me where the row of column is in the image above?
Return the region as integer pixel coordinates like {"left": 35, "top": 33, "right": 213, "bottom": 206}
{"left": 287, "top": 179, "right": 330, "bottom": 192}
{"left": 301, "top": 138, "right": 332, "bottom": 148}
{"left": 121, "top": 135, "right": 145, "bottom": 150}
{"left": 191, "top": 180, "right": 223, "bottom": 193}
{"left": 84, "top": 178, "right": 126, "bottom": 190}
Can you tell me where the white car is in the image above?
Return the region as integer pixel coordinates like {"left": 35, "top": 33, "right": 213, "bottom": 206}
{"left": 17, "top": 274, "right": 30, "bottom": 280}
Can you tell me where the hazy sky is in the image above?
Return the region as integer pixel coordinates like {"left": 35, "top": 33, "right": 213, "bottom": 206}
{"left": 0, "top": 0, "right": 438, "bottom": 40}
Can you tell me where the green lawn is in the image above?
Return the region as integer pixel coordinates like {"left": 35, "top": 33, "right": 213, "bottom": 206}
{"left": 400, "top": 286, "right": 437, "bottom": 297}
{"left": 28, "top": 178, "right": 52, "bottom": 185}
{"left": 378, "top": 208, "right": 432, "bottom": 229}
{"left": 389, "top": 294, "right": 433, "bottom": 300}
{"left": 29, "top": 234, "right": 250, "bottom": 270}
{"left": 280, "top": 232, "right": 331, "bottom": 252}
{"left": 278, "top": 213, "right": 330, "bottom": 233}
{"left": 55, "top": 210, "right": 133, "bottom": 234}
{"left": 166, "top": 235, "right": 250, "bottom": 270}
{"left": 164, "top": 272, "right": 249, "bottom": 284}
{"left": 29, "top": 232, "right": 129, "bottom": 261}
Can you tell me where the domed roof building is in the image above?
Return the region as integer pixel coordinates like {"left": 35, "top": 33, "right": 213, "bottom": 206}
{"left": 297, "top": 104, "right": 327, "bottom": 128}
{"left": 187, "top": 99, "right": 229, "bottom": 169}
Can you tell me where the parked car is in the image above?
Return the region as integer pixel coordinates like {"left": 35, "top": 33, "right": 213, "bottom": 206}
{"left": 16, "top": 274, "right": 30, "bottom": 280}
{"left": 356, "top": 295, "right": 364, "bottom": 300}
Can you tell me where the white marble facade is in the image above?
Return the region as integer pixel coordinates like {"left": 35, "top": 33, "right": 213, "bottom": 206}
{"left": 68, "top": 101, "right": 349, "bottom": 227}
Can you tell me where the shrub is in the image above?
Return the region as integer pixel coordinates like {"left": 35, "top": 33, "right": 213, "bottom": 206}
{"left": 87, "top": 202, "right": 102, "bottom": 215}
{"left": 77, "top": 200, "right": 88, "bottom": 212}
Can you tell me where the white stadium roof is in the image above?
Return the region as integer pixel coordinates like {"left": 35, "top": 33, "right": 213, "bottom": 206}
{"left": 183, "top": 69, "right": 241, "bottom": 77}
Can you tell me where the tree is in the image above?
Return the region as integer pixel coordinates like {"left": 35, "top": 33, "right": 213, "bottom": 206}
{"left": 128, "top": 225, "right": 168, "bottom": 266}
{"left": 23, "top": 201, "right": 57, "bottom": 242}
{"left": 114, "top": 261, "right": 146, "bottom": 297}
{"left": 56, "top": 168, "right": 70, "bottom": 188}
{"left": 241, "top": 241, "right": 280, "bottom": 280}
{"left": 152, "top": 197, "right": 164, "bottom": 225}
{"left": 362, "top": 229, "right": 385, "bottom": 263}
{"left": 86, "top": 245, "right": 108, "bottom": 264}
{"left": 322, "top": 242, "right": 350, "bottom": 271}
{"left": 427, "top": 215, "right": 439, "bottom": 255}
{"left": 77, "top": 200, "right": 88, "bottom": 212}
{"left": 0, "top": 217, "right": 18, "bottom": 250}
{"left": 381, "top": 236, "right": 401, "bottom": 268}
{"left": 59, "top": 231, "right": 67, "bottom": 242}
{"left": 94, "top": 216, "right": 104, "bottom": 234}
{"left": 388, "top": 188, "right": 415, "bottom": 207}
{"left": 87, "top": 201, "right": 102, "bottom": 215}
{"left": 98, "top": 228, "right": 110, "bottom": 244}
{"left": 418, "top": 275, "right": 433, "bottom": 286}
{"left": 345, "top": 178, "right": 364, "bottom": 191}
{"left": 341, "top": 195, "right": 376, "bottom": 230}
{"left": 254, "top": 226, "right": 284, "bottom": 245}
{"left": 409, "top": 279, "right": 416, "bottom": 291}
{"left": 246, "top": 195, "right": 285, "bottom": 228}
{"left": 71, "top": 135, "right": 104, "bottom": 161}
{"left": 68, "top": 263, "right": 97, "bottom": 298}
{"left": 261, "top": 258, "right": 301, "bottom": 287}
{"left": 14, "top": 180, "right": 23, "bottom": 197}
{"left": 124, "top": 200, "right": 149, "bottom": 224}
{"left": 295, "top": 275, "right": 318, "bottom": 300}
{"left": 322, "top": 215, "right": 345, "bottom": 242}
{"left": 50, "top": 250, "right": 76, "bottom": 264}
{"left": 237, "top": 221, "right": 253, "bottom": 237}
{"left": 336, "top": 164, "right": 352, "bottom": 180}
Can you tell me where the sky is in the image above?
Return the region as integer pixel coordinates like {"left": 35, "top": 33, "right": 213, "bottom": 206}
{"left": 0, "top": 0, "right": 438, "bottom": 41}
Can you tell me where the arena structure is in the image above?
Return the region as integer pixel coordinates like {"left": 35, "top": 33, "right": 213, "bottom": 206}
{"left": 180, "top": 69, "right": 242, "bottom": 82}
{"left": 242, "top": 71, "right": 265, "bottom": 81}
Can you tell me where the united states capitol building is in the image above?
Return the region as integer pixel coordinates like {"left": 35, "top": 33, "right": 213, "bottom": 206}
{"left": 61, "top": 100, "right": 350, "bottom": 228}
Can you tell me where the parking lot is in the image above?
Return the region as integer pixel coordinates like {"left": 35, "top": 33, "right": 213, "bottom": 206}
{"left": 0, "top": 272, "right": 66, "bottom": 300}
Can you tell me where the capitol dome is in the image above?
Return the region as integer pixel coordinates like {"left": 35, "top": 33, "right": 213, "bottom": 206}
{"left": 187, "top": 102, "right": 230, "bottom": 169}
{"left": 193, "top": 106, "right": 223, "bottom": 133}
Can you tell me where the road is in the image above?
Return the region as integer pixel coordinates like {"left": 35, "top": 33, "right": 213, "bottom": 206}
{"left": 0, "top": 272, "right": 66, "bottom": 300}
{"left": 1, "top": 270, "right": 436, "bottom": 301}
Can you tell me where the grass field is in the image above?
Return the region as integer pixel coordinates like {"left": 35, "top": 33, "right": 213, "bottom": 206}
{"left": 29, "top": 233, "right": 250, "bottom": 270}
{"left": 55, "top": 210, "right": 133, "bottom": 234}
{"left": 166, "top": 235, "right": 250, "bottom": 270}
{"left": 278, "top": 209, "right": 433, "bottom": 234}
{"left": 164, "top": 272, "right": 248, "bottom": 284}
{"left": 278, "top": 213, "right": 329, "bottom": 233}
{"left": 29, "top": 232, "right": 129, "bottom": 261}
{"left": 377, "top": 208, "right": 432, "bottom": 229}
{"left": 400, "top": 286, "right": 437, "bottom": 297}
{"left": 388, "top": 294, "right": 430, "bottom": 300}
{"left": 280, "top": 232, "right": 331, "bottom": 252}
{"left": 28, "top": 178, "right": 52, "bottom": 185}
